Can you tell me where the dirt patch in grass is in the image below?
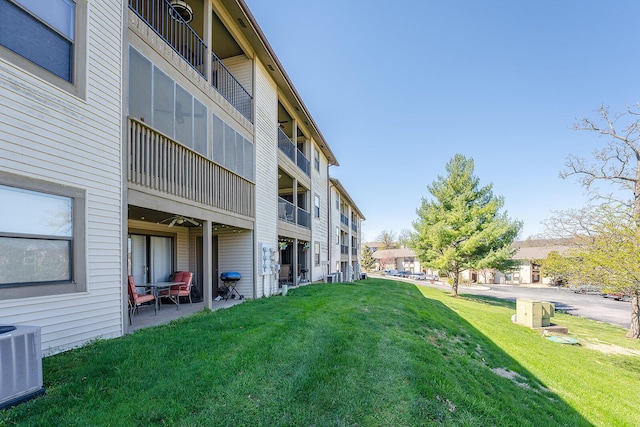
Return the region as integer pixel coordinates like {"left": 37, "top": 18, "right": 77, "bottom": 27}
{"left": 581, "top": 341, "right": 640, "bottom": 357}
{"left": 491, "top": 368, "right": 531, "bottom": 389}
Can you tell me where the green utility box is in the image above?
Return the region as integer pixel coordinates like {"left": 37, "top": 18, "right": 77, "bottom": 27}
{"left": 515, "top": 299, "right": 555, "bottom": 328}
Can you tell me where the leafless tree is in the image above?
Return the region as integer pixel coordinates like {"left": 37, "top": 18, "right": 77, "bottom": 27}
{"left": 560, "top": 105, "right": 640, "bottom": 338}
{"left": 562, "top": 105, "right": 640, "bottom": 224}
{"left": 376, "top": 230, "right": 397, "bottom": 250}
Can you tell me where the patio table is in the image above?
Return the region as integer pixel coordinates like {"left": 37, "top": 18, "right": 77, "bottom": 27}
{"left": 138, "top": 281, "right": 185, "bottom": 314}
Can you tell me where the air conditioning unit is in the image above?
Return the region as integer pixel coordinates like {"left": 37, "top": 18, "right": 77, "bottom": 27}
{"left": 0, "top": 325, "right": 45, "bottom": 409}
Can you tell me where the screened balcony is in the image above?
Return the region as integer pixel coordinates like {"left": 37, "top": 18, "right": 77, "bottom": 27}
{"left": 128, "top": 118, "right": 254, "bottom": 217}
{"left": 128, "top": 0, "right": 253, "bottom": 122}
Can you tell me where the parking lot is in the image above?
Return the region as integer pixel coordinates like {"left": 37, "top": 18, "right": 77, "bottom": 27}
{"left": 379, "top": 273, "right": 631, "bottom": 328}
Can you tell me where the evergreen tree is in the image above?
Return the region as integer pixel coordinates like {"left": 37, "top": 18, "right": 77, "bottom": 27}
{"left": 413, "top": 154, "right": 522, "bottom": 296}
{"left": 360, "top": 245, "right": 375, "bottom": 272}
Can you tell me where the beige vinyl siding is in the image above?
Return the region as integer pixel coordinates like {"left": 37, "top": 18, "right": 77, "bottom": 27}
{"left": 218, "top": 232, "right": 254, "bottom": 298}
{"left": 0, "top": 2, "right": 123, "bottom": 355}
{"left": 253, "top": 61, "right": 279, "bottom": 297}
{"left": 329, "top": 187, "right": 341, "bottom": 271}
{"left": 311, "top": 141, "right": 330, "bottom": 282}
{"left": 223, "top": 55, "right": 253, "bottom": 97}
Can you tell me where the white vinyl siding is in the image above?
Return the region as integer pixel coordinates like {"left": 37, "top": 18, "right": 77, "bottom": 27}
{"left": 311, "top": 142, "right": 329, "bottom": 282}
{"left": 253, "top": 61, "right": 278, "bottom": 297}
{"left": 218, "top": 233, "right": 253, "bottom": 299}
{"left": 0, "top": 1, "right": 122, "bottom": 355}
{"left": 223, "top": 55, "right": 253, "bottom": 97}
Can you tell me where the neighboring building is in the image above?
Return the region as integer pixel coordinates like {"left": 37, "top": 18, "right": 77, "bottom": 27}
{"left": 497, "top": 243, "right": 571, "bottom": 285}
{"left": 329, "top": 178, "right": 365, "bottom": 282}
{"left": 459, "top": 240, "right": 572, "bottom": 285}
{"left": 372, "top": 248, "right": 422, "bottom": 274}
{"left": 1, "top": 0, "right": 359, "bottom": 355}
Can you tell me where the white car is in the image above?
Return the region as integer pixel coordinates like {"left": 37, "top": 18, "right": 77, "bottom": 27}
{"left": 409, "top": 272, "right": 426, "bottom": 280}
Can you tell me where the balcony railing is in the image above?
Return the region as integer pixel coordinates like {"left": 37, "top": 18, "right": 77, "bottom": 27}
{"left": 351, "top": 222, "right": 358, "bottom": 232}
{"left": 129, "top": 0, "right": 206, "bottom": 77}
{"left": 340, "top": 245, "right": 349, "bottom": 255}
{"left": 128, "top": 118, "right": 254, "bottom": 217}
{"left": 278, "top": 128, "right": 297, "bottom": 162}
{"left": 340, "top": 213, "right": 349, "bottom": 226}
{"left": 352, "top": 248, "right": 357, "bottom": 255}
{"left": 297, "top": 207, "right": 310, "bottom": 228}
{"left": 212, "top": 52, "right": 253, "bottom": 122}
{"left": 278, "top": 197, "right": 295, "bottom": 224}
{"left": 278, "top": 129, "right": 310, "bottom": 176}
{"left": 278, "top": 128, "right": 295, "bottom": 162}
{"left": 129, "top": 0, "right": 253, "bottom": 123}
{"left": 296, "top": 149, "right": 310, "bottom": 176}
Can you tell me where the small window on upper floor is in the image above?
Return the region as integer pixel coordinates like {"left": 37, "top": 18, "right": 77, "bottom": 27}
{"left": 0, "top": 0, "right": 87, "bottom": 97}
{"left": 314, "top": 148, "right": 320, "bottom": 171}
{"left": 314, "top": 195, "right": 320, "bottom": 218}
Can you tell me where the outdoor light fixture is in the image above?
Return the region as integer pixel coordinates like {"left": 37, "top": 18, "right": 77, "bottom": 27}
{"left": 169, "top": 0, "right": 193, "bottom": 23}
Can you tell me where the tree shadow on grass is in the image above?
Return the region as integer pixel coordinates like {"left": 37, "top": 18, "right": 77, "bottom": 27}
{"left": 460, "top": 293, "right": 516, "bottom": 309}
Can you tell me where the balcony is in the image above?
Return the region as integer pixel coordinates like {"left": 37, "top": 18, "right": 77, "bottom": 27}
{"left": 351, "top": 222, "right": 358, "bottom": 232}
{"left": 128, "top": 0, "right": 252, "bottom": 122}
{"left": 278, "top": 197, "right": 310, "bottom": 229}
{"left": 278, "top": 128, "right": 310, "bottom": 176}
{"left": 340, "top": 213, "right": 349, "bottom": 226}
{"left": 352, "top": 247, "right": 357, "bottom": 256}
{"left": 278, "top": 197, "right": 295, "bottom": 224}
{"left": 296, "top": 151, "right": 309, "bottom": 175}
{"left": 211, "top": 52, "right": 253, "bottom": 122}
{"left": 340, "top": 245, "right": 349, "bottom": 255}
{"left": 297, "top": 207, "right": 310, "bottom": 228}
{"left": 128, "top": 118, "right": 254, "bottom": 217}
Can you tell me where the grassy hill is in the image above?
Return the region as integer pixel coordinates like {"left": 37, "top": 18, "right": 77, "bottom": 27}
{"left": 3, "top": 278, "right": 639, "bottom": 426}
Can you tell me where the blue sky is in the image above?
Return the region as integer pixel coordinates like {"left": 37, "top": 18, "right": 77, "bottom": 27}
{"left": 244, "top": 0, "right": 640, "bottom": 241}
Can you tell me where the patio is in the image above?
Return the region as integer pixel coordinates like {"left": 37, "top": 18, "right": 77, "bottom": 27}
{"left": 128, "top": 298, "right": 244, "bottom": 333}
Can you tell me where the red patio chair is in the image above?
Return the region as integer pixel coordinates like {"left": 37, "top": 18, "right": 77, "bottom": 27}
{"left": 127, "top": 275, "right": 156, "bottom": 319}
{"left": 159, "top": 271, "right": 193, "bottom": 310}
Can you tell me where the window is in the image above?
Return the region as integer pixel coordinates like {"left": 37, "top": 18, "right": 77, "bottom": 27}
{"left": 0, "top": 172, "right": 86, "bottom": 299}
{"left": 314, "top": 242, "right": 320, "bottom": 265}
{"left": 0, "top": 0, "right": 87, "bottom": 96}
{"left": 211, "top": 112, "right": 254, "bottom": 181}
{"left": 314, "top": 148, "right": 320, "bottom": 171}
{"left": 314, "top": 195, "right": 320, "bottom": 218}
{"left": 335, "top": 193, "right": 339, "bottom": 210}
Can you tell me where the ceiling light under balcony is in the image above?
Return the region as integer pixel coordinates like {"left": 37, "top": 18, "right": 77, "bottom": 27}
{"left": 169, "top": 0, "right": 193, "bottom": 23}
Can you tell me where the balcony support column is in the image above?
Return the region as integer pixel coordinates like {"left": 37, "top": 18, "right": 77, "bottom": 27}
{"left": 292, "top": 177, "right": 298, "bottom": 223}
{"left": 293, "top": 238, "right": 299, "bottom": 285}
{"left": 204, "top": 0, "right": 212, "bottom": 81}
{"left": 202, "top": 220, "right": 213, "bottom": 309}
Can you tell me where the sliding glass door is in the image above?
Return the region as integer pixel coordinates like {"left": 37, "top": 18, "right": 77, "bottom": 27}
{"left": 128, "top": 234, "right": 173, "bottom": 285}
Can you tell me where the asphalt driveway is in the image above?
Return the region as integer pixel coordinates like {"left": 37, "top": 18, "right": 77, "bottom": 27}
{"left": 385, "top": 275, "right": 631, "bottom": 329}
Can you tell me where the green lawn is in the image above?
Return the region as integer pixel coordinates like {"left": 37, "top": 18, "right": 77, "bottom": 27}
{"left": 2, "top": 278, "right": 639, "bottom": 426}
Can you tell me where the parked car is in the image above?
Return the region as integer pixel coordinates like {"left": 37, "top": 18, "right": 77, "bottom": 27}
{"left": 384, "top": 269, "right": 398, "bottom": 276}
{"left": 603, "top": 292, "right": 631, "bottom": 302}
{"left": 570, "top": 284, "right": 602, "bottom": 295}
{"left": 409, "top": 272, "right": 426, "bottom": 280}
{"left": 397, "top": 270, "right": 413, "bottom": 278}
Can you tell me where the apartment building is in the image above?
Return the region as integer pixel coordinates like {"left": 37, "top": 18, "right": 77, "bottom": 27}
{"left": 329, "top": 178, "right": 365, "bottom": 282}
{"left": 0, "top": 0, "right": 124, "bottom": 354}
{"left": 0, "top": 0, "right": 358, "bottom": 355}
